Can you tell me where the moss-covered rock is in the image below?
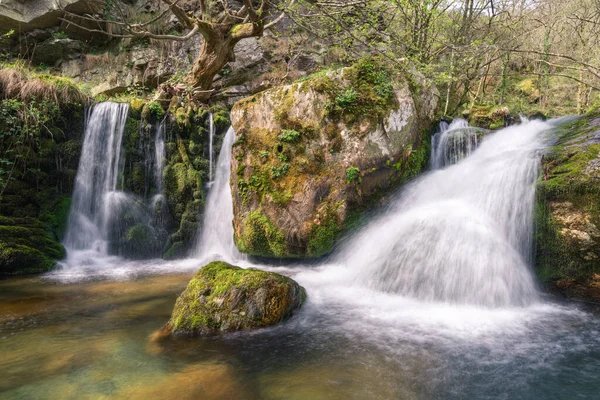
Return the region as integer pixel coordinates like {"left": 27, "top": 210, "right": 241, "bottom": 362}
{"left": 230, "top": 57, "right": 439, "bottom": 258}
{"left": 0, "top": 216, "right": 66, "bottom": 276}
{"left": 536, "top": 111, "right": 600, "bottom": 303}
{"left": 166, "top": 261, "right": 306, "bottom": 335}
{"left": 465, "top": 106, "right": 510, "bottom": 130}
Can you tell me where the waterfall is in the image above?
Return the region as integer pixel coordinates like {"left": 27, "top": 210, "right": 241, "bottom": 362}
{"left": 335, "top": 119, "right": 550, "bottom": 307}
{"left": 154, "top": 120, "right": 165, "bottom": 194}
{"left": 431, "top": 118, "right": 483, "bottom": 169}
{"left": 208, "top": 112, "right": 214, "bottom": 182}
{"left": 195, "top": 127, "right": 244, "bottom": 262}
{"left": 63, "top": 102, "right": 129, "bottom": 255}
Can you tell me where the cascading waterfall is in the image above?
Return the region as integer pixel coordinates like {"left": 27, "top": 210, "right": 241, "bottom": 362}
{"left": 63, "top": 102, "right": 129, "bottom": 255}
{"left": 208, "top": 112, "right": 214, "bottom": 182}
{"left": 154, "top": 120, "right": 166, "bottom": 193}
{"left": 334, "top": 119, "right": 551, "bottom": 307}
{"left": 62, "top": 102, "right": 170, "bottom": 266}
{"left": 194, "top": 127, "right": 243, "bottom": 262}
{"left": 431, "top": 118, "right": 483, "bottom": 168}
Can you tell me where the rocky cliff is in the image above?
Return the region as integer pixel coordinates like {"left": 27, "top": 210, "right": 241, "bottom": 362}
{"left": 536, "top": 112, "right": 600, "bottom": 303}
{"left": 230, "top": 58, "right": 439, "bottom": 258}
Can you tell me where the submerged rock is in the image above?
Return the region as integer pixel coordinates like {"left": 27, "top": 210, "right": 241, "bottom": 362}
{"left": 536, "top": 111, "right": 600, "bottom": 303}
{"left": 230, "top": 57, "right": 438, "bottom": 258}
{"left": 166, "top": 261, "right": 306, "bottom": 335}
{"left": 0, "top": 216, "right": 66, "bottom": 276}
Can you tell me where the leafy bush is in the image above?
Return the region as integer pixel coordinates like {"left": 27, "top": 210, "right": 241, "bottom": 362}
{"left": 271, "top": 163, "right": 290, "bottom": 179}
{"left": 278, "top": 129, "right": 301, "bottom": 143}
{"left": 147, "top": 101, "right": 165, "bottom": 120}
{"left": 345, "top": 166, "right": 361, "bottom": 184}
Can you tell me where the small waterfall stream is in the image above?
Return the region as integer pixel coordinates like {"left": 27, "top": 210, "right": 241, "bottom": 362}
{"left": 194, "top": 127, "right": 244, "bottom": 262}
{"left": 208, "top": 112, "right": 215, "bottom": 182}
{"left": 430, "top": 118, "right": 483, "bottom": 168}
{"left": 61, "top": 102, "right": 170, "bottom": 270}
{"left": 331, "top": 119, "right": 549, "bottom": 307}
{"left": 63, "top": 102, "right": 130, "bottom": 255}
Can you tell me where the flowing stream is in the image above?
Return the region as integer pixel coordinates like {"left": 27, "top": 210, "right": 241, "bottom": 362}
{"left": 2, "top": 116, "right": 600, "bottom": 399}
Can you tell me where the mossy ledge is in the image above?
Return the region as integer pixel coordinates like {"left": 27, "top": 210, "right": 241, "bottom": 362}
{"left": 166, "top": 261, "right": 306, "bottom": 336}
{"left": 535, "top": 111, "right": 600, "bottom": 303}
{"left": 0, "top": 216, "right": 66, "bottom": 277}
{"left": 230, "top": 57, "right": 439, "bottom": 258}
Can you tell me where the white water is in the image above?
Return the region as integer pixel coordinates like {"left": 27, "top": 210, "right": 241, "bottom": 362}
{"left": 58, "top": 103, "right": 176, "bottom": 276}
{"left": 154, "top": 119, "right": 166, "bottom": 194}
{"left": 431, "top": 118, "right": 484, "bottom": 168}
{"left": 63, "top": 102, "right": 129, "bottom": 255}
{"left": 194, "top": 127, "right": 245, "bottom": 262}
{"left": 208, "top": 112, "right": 214, "bottom": 182}
{"left": 333, "top": 119, "right": 549, "bottom": 307}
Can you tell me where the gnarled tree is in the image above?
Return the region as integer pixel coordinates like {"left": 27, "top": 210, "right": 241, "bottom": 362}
{"left": 61, "top": 0, "right": 291, "bottom": 101}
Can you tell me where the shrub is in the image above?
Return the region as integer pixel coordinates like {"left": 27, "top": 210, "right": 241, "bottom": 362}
{"left": 278, "top": 129, "right": 301, "bottom": 143}
{"left": 345, "top": 166, "right": 361, "bottom": 184}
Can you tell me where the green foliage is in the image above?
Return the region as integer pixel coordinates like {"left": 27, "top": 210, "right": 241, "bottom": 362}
{"left": 52, "top": 31, "right": 69, "bottom": 40}
{"left": 0, "top": 98, "right": 62, "bottom": 197}
{"left": 271, "top": 163, "right": 290, "bottom": 179}
{"left": 147, "top": 101, "right": 165, "bottom": 120}
{"left": 334, "top": 88, "right": 358, "bottom": 109}
{"left": 319, "top": 57, "right": 397, "bottom": 125}
{"left": 278, "top": 129, "right": 301, "bottom": 143}
{"left": 345, "top": 166, "right": 361, "bottom": 184}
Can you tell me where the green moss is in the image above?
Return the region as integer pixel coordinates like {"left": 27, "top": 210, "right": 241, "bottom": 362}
{"left": 307, "top": 216, "right": 339, "bottom": 257}
{"left": 163, "top": 241, "right": 186, "bottom": 260}
{"left": 130, "top": 98, "right": 145, "bottom": 115}
{"left": 322, "top": 56, "right": 398, "bottom": 127}
{"left": 0, "top": 216, "right": 65, "bottom": 276}
{"left": 168, "top": 261, "right": 306, "bottom": 334}
{"left": 38, "top": 196, "right": 71, "bottom": 240}
{"left": 535, "top": 112, "right": 600, "bottom": 298}
{"left": 237, "top": 210, "right": 287, "bottom": 257}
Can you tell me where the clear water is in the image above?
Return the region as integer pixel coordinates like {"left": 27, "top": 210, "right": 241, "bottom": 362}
{"left": 2, "top": 119, "right": 600, "bottom": 399}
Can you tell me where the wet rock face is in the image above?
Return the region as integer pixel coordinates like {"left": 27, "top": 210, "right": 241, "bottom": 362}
{"left": 536, "top": 112, "right": 600, "bottom": 303}
{"left": 166, "top": 261, "right": 306, "bottom": 335}
{"left": 230, "top": 58, "right": 438, "bottom": 258}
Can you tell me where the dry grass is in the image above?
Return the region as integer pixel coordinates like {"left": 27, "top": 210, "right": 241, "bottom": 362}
{"left": 0, "top": 62, "right": 88, "bottom": 106}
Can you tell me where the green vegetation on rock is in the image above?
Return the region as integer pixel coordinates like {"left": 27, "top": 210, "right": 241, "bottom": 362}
{"left": 167, "top": 261, "right": 306, "bottom": 335}
{"left": 0, "top": 216, "right": 66, "bottom": 276}
{"left": 535, "top": 111, "right": 600, "bottom": 302}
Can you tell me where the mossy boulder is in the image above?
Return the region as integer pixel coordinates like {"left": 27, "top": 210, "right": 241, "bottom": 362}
{"left": 0, "top": 216, "right": 66, "bottom": 276}
{"left": 465, "top": 106, "right": 510, "bottom": 130}
{"left": 166, "top": 261, "right": 306, "bottom": 335}
{"left": 536, "top": 112, "right": 600, "bottom": 303}
{"left": 230, "top": 57, "right": 438, "bottom": 258}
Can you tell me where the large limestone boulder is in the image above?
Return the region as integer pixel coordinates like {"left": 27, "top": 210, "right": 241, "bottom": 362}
{"left": 230, "top": 57, "right": 439, "bottom": 258}
{"left": 166, "top": 261, "right": 306, "bottom": 335}
{"left": 536, "top": 112, "right": 600, "bottom": 303}
{"left": 0, "top": 0, "right": 92, "bottom": 33}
